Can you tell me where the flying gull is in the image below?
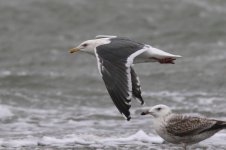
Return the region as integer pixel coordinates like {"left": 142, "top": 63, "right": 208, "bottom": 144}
{"left": 141, "top": 104, "right": 226, "bottom": 149}
{"left": 69, "top": 35, "right": 181, "bottom": 120}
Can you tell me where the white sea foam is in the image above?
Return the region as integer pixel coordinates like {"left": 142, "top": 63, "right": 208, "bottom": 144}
{"left": 143, "top": 90, "right": 211, "bottom": 97}
{"left": 0, "top": 69, "right": 64, "bottom": 78}
{"left": 100, "top": 130, "right": 163, "bottom": 145}
{"left": 1, "top": 137, "right": 38, "bottom": 147}
{"left": 1, "top": 130, "right": 226, "bottom": 148}
{"left": 38, "top": 130, "right": 163, "bottom": 147}
{"left": 0, "top": 70, "right": 11, "bottom": 77}
{"left": 0, "top": 130, "right": 162, "bottom": 148}
{"left": 0, "top": 105, "right": 14, "bottom": 120}
{"left": 38, "top": 135, "right": 94, "bottom": 146}
{"left": 37, "top": 131, "right": 226, "bottom": 149}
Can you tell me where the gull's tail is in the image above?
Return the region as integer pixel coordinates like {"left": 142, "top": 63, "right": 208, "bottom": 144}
{"left": 147, "top": 46, "right": 182, "bottom": 59}
{"left": 200, "top": 120, "right": 226, "bottom": 134}
{"left": 219, "top": 121, "right": 226, "bottom": 129}
{"left": 144, "top": 45, "right": 182, "bottom": 64}
{"left": 212, "top": 121, "right": 226, "bottom": 130}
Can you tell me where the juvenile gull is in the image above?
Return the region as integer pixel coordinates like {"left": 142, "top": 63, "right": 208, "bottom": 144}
{"left": 141, "top": 104, "right": 226, "bottom": 149}
{"left": 69, "top": 35, "right": 181, "bottom": 120}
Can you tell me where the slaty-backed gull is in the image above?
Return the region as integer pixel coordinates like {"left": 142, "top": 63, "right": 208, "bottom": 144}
{"left": 69, "top": 35, "right": 181, "bottom": 120}
{"left": 141, "top": 104, "right": 226, "bottom": 149}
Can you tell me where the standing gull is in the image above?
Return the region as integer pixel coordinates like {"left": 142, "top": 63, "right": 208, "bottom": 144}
{"left": 69, "top": 35, "right": 181, "bottom": 120}
{"left": 141, "top": 104, "right": 226, "bottom": 149}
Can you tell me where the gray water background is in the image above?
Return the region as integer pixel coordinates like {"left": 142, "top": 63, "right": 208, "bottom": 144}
{"left": 0, "top": 0, "right": 226, "bottom": 149}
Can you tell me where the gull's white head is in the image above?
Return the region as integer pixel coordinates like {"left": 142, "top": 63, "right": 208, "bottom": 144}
{"left": 69, "top": 38, "right": 111, "bottom": 54}
{"left": 141, "top": 104, "right": 172, "bottom": 118}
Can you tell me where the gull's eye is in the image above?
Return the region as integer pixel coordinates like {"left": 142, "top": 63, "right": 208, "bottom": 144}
{"left": 156, "top": 107, "right": 162, "bottom": 111}
{"left": 82, "top": 43, "right": 88, "bottom": 47}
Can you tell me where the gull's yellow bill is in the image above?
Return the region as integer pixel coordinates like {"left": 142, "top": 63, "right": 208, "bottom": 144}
{"left": 69, "top": 48, "right": 80, "bottom": 53}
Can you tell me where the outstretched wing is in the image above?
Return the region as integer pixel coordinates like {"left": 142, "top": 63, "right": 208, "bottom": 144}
{"left": 95, "top": 38, "right": 146, "bottom": 120}
{"left": 166, "top": 115, "right": 218, "bottom": 137}
{"left": 131, "top": 67, "right": 144, "bottom": 105}
{"left": 96, "top": 57, "right": 132, "bottom": 120}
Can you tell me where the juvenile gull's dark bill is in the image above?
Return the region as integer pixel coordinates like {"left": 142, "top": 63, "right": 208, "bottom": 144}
{"left": 141, "top": 105, "right": 226, "bottom": 150}
{"left": 69, "top": 35, "right": 181, "bottom": 120}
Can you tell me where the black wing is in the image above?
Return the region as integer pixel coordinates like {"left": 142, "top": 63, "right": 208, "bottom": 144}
{"left": 131, "top": 67, "right": 144, "bottom": 105}
{"left": 96, "top": 57, "right": 132, "bottom": 120}
{"left": 95, "top": 38, "right": 145, "bottom": 120}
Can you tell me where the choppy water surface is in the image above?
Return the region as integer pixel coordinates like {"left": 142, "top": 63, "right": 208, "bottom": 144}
{"left": 0, "top": 0, "right": 226, "bottom": 149}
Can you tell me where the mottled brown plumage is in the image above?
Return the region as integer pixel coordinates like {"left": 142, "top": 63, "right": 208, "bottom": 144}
{"left": 141, "top": 104, "right": 226, "bottom": 150}
{"left": 165, "top": 115, "right": 223, "bottom": 137}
